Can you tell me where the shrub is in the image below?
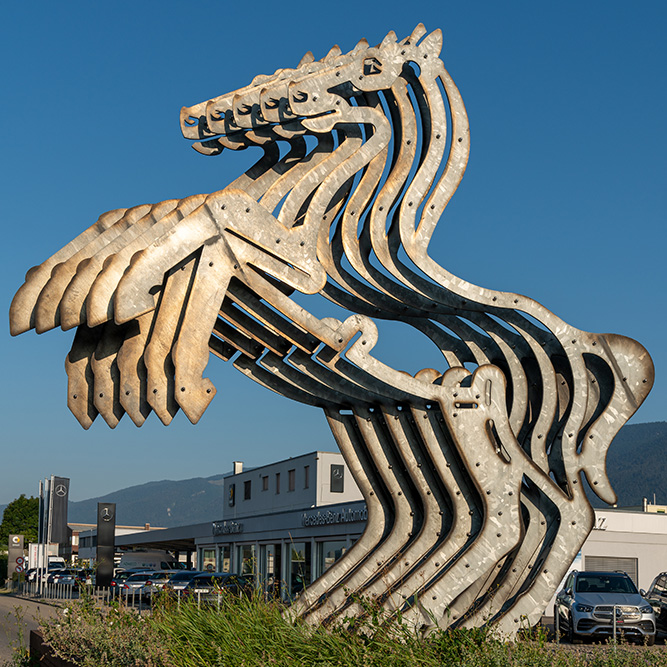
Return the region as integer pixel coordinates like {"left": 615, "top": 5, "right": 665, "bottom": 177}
{"left": 40, "top": 594, "right": 172, "bottom": 667}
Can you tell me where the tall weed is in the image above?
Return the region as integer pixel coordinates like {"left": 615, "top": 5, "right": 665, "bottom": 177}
{"left": 35, "top": 592, "right": 667, "bottom": 667}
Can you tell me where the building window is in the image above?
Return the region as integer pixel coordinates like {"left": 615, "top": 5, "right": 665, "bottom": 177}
{"left": 244, "top": 480, "right": 252, "bottom": 500}
{"left": 318, "top": 540, "right": 347, "bottom": 575}
{"left": 219, "top": 546, "right": 231, "bottom": 573}
{"left": 288, "top": 469, "right": 296, "bottom": 492}
{"left": 289, "top": 542, "right": 311, "bottom": 596}
{"left": 201, "top": 548, "right": 216, "bottom": 572}
{"left": 304, "top": 465, "right": 310, "bottom": 489}
{"left": 330, "top": 464, "right": 344, "bottom": 493}
{"left": 276, "top": 472, "right": 280, "bottom": 494}
{"left": 228, "top": 483, "right": 235, "bottom": 507}
{"left": 237, "top": 544, "right": 256, "bottom": 576}
{"left": 262, "top": 475, "right": 269, "bottom": 491}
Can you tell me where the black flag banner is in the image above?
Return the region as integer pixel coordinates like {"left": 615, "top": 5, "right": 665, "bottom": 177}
{"left": 96, "top": 502, "right": 116, "bottom": 588}
{"left": 50, "top": 476, "right": 70, "bottom": 544}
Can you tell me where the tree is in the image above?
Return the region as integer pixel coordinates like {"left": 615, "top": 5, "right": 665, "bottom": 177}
{"left": 0, "top": 494, "right": 39, "bottom": 546}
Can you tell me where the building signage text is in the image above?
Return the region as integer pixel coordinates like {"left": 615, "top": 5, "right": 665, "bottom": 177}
{"left": 212, "top": 520, "right": 244, "bottom": 536}
{"left": 592, "top": 516, "right": 607, "bottom": 531}
{"left": 301, "top": 506, "right": 367, "bottom": 527}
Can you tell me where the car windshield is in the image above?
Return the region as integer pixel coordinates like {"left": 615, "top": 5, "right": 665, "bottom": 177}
{"left": 576, "top": 574, "right": 638, "bottom": 594}
{"left": 126, "top": 573, "right": 151, "bottom": 583}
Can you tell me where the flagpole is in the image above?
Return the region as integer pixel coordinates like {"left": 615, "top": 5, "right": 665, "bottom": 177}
{"left": 37, "top": 479, "right": 44, "bottom": 596}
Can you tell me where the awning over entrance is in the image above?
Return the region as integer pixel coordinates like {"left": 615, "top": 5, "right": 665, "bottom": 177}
{"left": 115, "top": 522, "right": 212, "bottom": 553}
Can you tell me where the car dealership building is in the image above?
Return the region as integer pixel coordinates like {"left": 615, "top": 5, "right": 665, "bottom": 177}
{"left": 116, "top": 451, "right": 667, "bottom": 601}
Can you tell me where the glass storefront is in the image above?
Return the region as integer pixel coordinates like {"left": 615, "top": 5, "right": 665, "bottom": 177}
{"left": 201, "top": 548, "right": 216, "bottom": 572}
{"left": 237, "top": 544, "right": 256, "bottom": 577}
{"left": 200, "top": 536, "right": 358, "bottom": 596}
{"left": 318, "top": 540, "right": 347, "bottom": 574}
{"left": 260, "top": 544, "right": 281, "bottom": 598}
{"left": 288, "top": 542, "right": 311, "bottom": 596}
{"left": 219, "top": 545, "right": 231, "bottom": 573}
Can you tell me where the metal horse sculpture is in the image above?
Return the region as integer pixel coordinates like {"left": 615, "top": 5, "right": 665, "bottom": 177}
{"left": 10, "top": 25, "right": 654, "bottom": 635}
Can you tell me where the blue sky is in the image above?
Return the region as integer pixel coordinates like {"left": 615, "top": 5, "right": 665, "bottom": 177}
{"left": 1, "top": 1, "right": 665, "bottom": 506}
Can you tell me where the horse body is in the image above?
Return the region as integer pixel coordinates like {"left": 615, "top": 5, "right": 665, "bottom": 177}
{"left": 10, "top": 25, "right": 653, "bottom": 634}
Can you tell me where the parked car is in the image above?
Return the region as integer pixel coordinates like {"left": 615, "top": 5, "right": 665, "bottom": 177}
{"left": 183, "top": 573, "right": 254, "bottom": 604}
{"left": 72, "top": 568, "right": 94, "bottom": 585}
{"left": 46, "top": 569, "right": 78, "bottom": 585}
{"left": 555, "top": 571, "right": 656, "bottom": 645}
{"left": 140, "top": 571, "right": 183, "bottom": 602}
{"left": 644, "top": 571, "right": 667, "bottom": 634}
{"left": 111, "top": 568, "right": 150, "bottom": 591}
{"left": 163, "top": 570, "right": 202, "bottom": 593}
{"left": 118, "top": 572, "right": 154, "bottom": 600}
{"left": 36, "top": 564, "right": 70, "bottom": 584}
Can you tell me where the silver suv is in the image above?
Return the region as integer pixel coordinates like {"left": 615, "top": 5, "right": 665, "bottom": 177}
{"left": 555, "top": 571, "right": 656, "bottom": 645}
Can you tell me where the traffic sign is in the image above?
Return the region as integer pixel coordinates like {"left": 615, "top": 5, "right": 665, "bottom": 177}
{"left": 15, "top": 565, "right": 24, "bottom": 573}
{"left": 16, "top": 556, "right": 25, "bottom": 565}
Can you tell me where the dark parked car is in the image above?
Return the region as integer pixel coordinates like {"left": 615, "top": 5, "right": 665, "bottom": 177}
{"left": 46, "top": 569, "right": 78, "bottom": 585}
{"left": 183, "top": 573, "right": 253, "bottom": 604}
{"left": 72, "top": 568, "right": 93, "bottom": 584}
{"left": 35, "top": 563, "right": 68, "bottom": 584}
{"left": 555, "top": 571, "right": 656, "bottom": 645}
{"left": 162, "top": 570, "right": 202, "bottom": 593}
{"left": 644, "top": 572, "right": 667, "bottom": 634}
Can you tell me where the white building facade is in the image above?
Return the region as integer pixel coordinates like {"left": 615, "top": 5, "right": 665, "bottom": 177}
{"left": 116, "top": 452, "right": 667, "bottom": 606}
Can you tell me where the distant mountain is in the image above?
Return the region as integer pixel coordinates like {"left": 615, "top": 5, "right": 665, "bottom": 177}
{"left": 66, "top": 474, "right": 229, "bottom": 528}
{"left": 587, "top": 421, "right": 667, "bottom": 508}
{"left": 2, "top": 423, "right": 664, "bottom": 530}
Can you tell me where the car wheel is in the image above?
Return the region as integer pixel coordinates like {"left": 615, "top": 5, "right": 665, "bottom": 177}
{"left": 567, "top": 614, "right": 579, "bottom": 644}
{"left": 646, "top": 634, "right": 655, "bottom": 646}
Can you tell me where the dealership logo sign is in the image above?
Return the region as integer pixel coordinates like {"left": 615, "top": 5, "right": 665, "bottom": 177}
{"left": 101, "top": 506, "right": 114, "bottom": 522}
{"left": 302, "top": 506, "right": 368, "bottom": 527}
{"left": 212, "top": 521, "right": 244, "bottom": 536}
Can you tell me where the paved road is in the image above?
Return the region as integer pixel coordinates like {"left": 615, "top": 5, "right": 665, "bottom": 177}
{"left": 0, "top": 594, "right": 60, "bottom": 663}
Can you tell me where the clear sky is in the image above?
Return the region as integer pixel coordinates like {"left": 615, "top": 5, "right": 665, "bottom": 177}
{"left": 1, "top": 1, "right": 665, "bottom": 506}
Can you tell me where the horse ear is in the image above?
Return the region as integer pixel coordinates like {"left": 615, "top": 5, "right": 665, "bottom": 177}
{"left": 379, "top": 30, "right": 397, "bottom": 48}
{"left": 297, "top": 51, "right": 315, "bottom": 67}
{"left": 350, "top": 38, "right": 369, "bottom": 54}
{"left": 402, "top": 23, "right": 426, "bottom": 45}
{"left": 324, "top": 45, "right": 342, "bottom": 61}
{"left": 418, "top": 29, "right": 443, "bottom": 59}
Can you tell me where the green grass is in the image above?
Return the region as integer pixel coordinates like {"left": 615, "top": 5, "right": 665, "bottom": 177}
{"left": 33, "top": 593, "right": 666, "bottom": 667}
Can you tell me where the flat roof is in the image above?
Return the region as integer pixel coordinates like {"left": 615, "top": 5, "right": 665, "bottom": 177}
{"left": 223, "top": 451, "right": 338, "bottom": 478}
{"left": 116, "top": 522, "right": 212, "bottom": 552}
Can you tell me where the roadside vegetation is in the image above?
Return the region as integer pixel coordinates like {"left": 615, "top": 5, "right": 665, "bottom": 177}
{"left": 2, "top": 592, "right": 664, "bottom": 667}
